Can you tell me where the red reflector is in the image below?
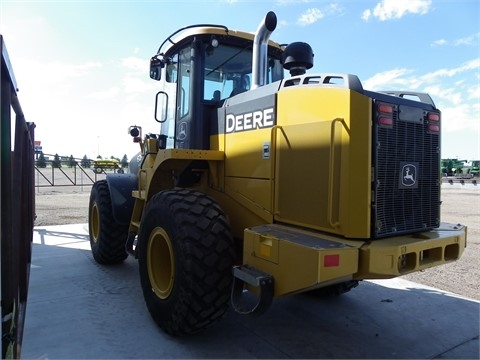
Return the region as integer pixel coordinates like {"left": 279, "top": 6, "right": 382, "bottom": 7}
{"left": 378, "top": 117, "right": 393, "bottom": 126}
{"left": 428, "top": 113, "right": 440, "bottom": 121}
{"left": 324, "top": 254, "right": 340, "bottom": 267}
{"left": 378, "top": 104, "right": 393, "bottom": 113}
{"left": 428, "top": 124, "right": 440, "bottom": 132}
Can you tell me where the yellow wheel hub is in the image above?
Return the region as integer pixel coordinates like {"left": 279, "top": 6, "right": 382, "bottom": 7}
{"left": 90, "top": 202, "right": 100, "bottom": 244}
{"left": 147, "top": 227, "right": 175, "bottom": 299}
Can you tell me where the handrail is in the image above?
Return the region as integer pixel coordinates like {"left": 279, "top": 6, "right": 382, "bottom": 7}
{"left": 270, "top": 125, "right": 287, "bottom": 215}
{"left": 328, "top": 118, "right": 350, "bottom": 229}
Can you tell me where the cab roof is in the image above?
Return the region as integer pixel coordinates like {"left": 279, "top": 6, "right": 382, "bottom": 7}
{"left": 156, "top": 24, "right": 284, "bottom": 56}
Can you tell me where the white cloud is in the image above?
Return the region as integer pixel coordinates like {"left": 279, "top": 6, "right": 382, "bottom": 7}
{"left": 420, "top": 59, "right": 480, "bottom": 83}
{"left": 123, "top": 75, "right": 157, "bottom": 95}
{"left": 364, "top": 59, "right": 480, "bottom": 97}
{"left": 16, "top": 59, "right": 102, "bottom": 90}
{"left": 431, "top": 33, "right": 480, "bottom": 47}
{"left": 277, "top": 0, "right": 315, "bottom": 5}
{"left": 454, "top": 33, "right": 479, "bottom": 46}
{"left": 122, "top": 56, "right": 148, "bottom": 73}
{"left": 440, "top": 103, "right": 479, "bottom": 133}
{"left": 363, "top": 68, "right": 415, "bottom": 90}
{"left": 467, "top": 84, "right": 480, "bottom": 101}
{"left": 364, "top": 60, "right": 480, "bottom": 148}
{"left": 86, "top": 87, "right": 120, "bottom": 100}
{"left": 9, "top": 53, "right": 152, "bottom": 158}
{"left": 362, "top": 0, "right": 431, "bottom": 21}
{"left": 296, "top": 3, "right": 344, "bottom": 26}
{"left": 0, "top": 14, "right": 49, "bottom": 45}
{"left": 431, "top": 39, "right": 447, "bottom": 47}
{"left": 361, "top": 9, "right": 372, "bottom": 21}
{"left": 423, "top": 85, "right": 462, "bottom": 106}
{"left": 278, "top": 19, "right": 289, "bottom": 29}
{"left": 298, "top": 8, "right": 324, "bottom": 25}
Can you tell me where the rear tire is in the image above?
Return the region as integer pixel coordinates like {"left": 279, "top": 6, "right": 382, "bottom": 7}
{"left": 89, "top": 180, "right": 129, "bottom": 264}
{"left": 138, "top": 189, "right": 236, "bottom": 336}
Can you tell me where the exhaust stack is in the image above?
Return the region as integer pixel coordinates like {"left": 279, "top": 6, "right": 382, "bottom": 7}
{"left": 251, "top": 11, "right": 277, "bottom": 90}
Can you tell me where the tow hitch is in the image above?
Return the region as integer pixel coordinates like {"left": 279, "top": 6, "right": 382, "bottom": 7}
{"left": 231, "top": 265, "right": 274, "bottom": 315}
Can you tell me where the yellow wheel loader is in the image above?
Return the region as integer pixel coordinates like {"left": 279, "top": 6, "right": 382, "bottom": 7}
{"left": 88, "top": 11, "right": 467, "bottom": 336}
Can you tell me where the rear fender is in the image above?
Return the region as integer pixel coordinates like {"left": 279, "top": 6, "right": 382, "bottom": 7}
{"left": 106, "top": 173, "right": 138, "bottom": 225}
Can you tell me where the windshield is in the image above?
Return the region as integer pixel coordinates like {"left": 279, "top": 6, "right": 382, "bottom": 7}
{"left": 203, "top": 43, "right": 283, "bottom": 101}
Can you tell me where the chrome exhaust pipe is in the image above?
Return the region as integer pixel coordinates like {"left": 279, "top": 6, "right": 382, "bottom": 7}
{"left": 251, "top": 11, "right": 277, "bottom": 90}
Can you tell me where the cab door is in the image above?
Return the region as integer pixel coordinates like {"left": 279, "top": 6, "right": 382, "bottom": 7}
{"left": 173, "top": 39, "right": 209, "bottom": 150}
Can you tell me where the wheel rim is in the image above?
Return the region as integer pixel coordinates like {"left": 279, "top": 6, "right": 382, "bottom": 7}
{"left": 147, "top": 227, "right": 175, "bottom": 299}
{"left": 90, "top": 202, "right": 100, "bottom": 243}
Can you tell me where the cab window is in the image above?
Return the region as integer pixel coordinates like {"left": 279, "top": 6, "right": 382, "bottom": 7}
{"left": 203, "top": 43, "right": 283, "bottom": 101}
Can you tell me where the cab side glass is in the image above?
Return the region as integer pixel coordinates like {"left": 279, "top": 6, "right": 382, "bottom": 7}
{"left": 165, "top": 54, "right": 178, "bottom": 83}
{"left": 150, "top": 57, "right": 164, "bottom": 81}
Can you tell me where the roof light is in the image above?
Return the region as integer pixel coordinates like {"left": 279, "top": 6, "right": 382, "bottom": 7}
{"left": 210, "top": 36, "right": 219, "bottom": 48}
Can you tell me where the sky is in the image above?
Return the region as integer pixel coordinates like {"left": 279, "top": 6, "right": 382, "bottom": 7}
{"left": 1, "top": 0, "right": 479, "bottom": 162}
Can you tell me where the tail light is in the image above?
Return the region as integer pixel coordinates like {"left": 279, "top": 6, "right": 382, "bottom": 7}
{"left": 427, "top": 112, "right": 440, "bottom": 133}
{"left": 376, "top": 103, "right": 395, "bottom": 128}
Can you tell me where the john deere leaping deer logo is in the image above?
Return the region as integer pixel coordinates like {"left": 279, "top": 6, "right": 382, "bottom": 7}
{"left": 399, "top": 162, "right": 419, "bottom": 189}
{"left": 178, "top": 122, "right": 187, "bottom": 140}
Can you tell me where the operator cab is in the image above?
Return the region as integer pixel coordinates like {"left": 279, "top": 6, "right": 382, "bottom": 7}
{"left": 149, "top": 25, "right": 284, "bottom": 150}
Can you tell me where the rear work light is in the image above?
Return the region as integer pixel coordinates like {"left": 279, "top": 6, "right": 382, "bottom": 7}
{"left": 376, "top": 102, "right": 395, "bottom": 128}
{"left": 427, "top": 111, "right": 440, "bottom": 133}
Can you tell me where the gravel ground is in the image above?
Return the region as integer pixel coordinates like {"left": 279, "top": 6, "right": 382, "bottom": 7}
{"left": 33, "top": 184, "right": 480, "bottom": 301}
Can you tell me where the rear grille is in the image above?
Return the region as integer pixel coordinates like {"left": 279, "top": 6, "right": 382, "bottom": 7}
{"left": 372, "top": 104, "right": 440, "bottom": 238}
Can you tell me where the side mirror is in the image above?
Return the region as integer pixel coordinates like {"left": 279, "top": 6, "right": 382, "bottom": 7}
{"left": 150, "top": 56, "right": 164, "bottom": 81}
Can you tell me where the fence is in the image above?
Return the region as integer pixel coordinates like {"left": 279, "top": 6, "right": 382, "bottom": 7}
{"left": 34, "top": 155, "right": 126, "bottom": 189}
{"left": 35, "top": 160, "right": 99, "bottom": 189}
{"left": 0, "top": 35, "right": 35, "bottom": 359}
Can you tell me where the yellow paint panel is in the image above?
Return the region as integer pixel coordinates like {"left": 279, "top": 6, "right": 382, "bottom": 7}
{"left": 224, "top": 128, "right": 272, "bottom": 179}
{"left": 224, "top": 177, "right": 273, "bottom": 219}
{"left": 356, "top": 224, "right": 467, "bottom": 278}
{"left": 275, "top": 87, "right": 372, "bottom": 238}
{"left": 274, "top": 121, "right": 335, "bottom": 230}
{"left": 243, "top": 225, "right": 359, "bottom": 296}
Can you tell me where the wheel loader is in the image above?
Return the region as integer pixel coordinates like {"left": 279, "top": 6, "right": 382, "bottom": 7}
{"left": 88, "top": 11, "right": 467, "bottom": 336}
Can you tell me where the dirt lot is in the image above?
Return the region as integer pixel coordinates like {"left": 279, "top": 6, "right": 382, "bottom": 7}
{"left": 34, "top": 179, "right": 480, "bottom": 301}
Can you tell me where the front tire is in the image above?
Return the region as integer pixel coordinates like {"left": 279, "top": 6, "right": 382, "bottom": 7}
{"left": 138, "top": 189, "right": 236, "bottom": 336}
{"left": 89, "top": 180, "right": 129, "bottom": 264}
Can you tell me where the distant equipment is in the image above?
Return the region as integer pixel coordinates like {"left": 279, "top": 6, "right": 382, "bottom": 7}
{"left": 92, "top": 159, "right": 124, "bottom": 174}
